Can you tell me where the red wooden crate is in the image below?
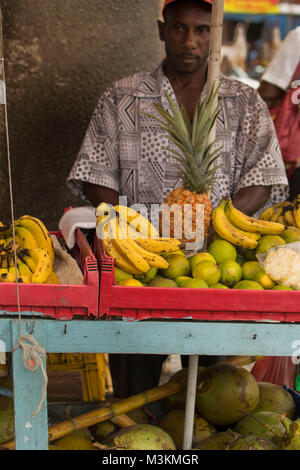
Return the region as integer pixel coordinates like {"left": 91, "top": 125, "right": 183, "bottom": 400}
{"left": 94, "top": 236, "right": 300, "bottom": 322}
{"left": 0, "top": 229, "right": 99, "bottom": 320}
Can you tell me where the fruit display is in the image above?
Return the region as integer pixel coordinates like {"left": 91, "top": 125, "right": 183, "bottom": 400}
{"left": 0, "top": 215, "right": 57, "bottom": 284}
{"left": 259, "top": 195, "right": 300, "bottom": 229}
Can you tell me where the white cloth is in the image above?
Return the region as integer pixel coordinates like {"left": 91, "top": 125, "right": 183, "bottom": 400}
{"left": 58, "top": 206, "right": 96, "bottom": 249}
{"left": 262, "top": 26, "right": 300, "bottom": 90}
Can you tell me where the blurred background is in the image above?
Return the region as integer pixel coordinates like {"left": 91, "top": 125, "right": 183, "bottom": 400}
{"left": 0, "top": 0, "right": 300, "bottom": 229}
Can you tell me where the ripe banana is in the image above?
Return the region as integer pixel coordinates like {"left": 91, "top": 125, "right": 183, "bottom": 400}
{"left": 15, "top": 225, "right": 38, "bottom": 250}
{"left": 226, "top": 199, "right": 285, "bottom": 235}
{"left": 18, "top": 249, "right": 37, "bottom": 272}
{"left": 0, "top": 257, "right": 8, "bottom": 281}
{"left": 126, "top": 237, "right": 169, "bottom": 269}
{"left": 114, "top": 205, "right": 159, "bottom": 239}
{"left": 269, "top": 206, "right": 283, "bottom": 222}
{"left": 109, "top": 218, "right": 150, "bottom": 273}
{"left": 134, "top": 237, "right": 181, "bottom": 254}
{"left": 45, "top": 271, "right": 60, "bottom": 284}
{"left": 102, "top": 237, "right": 143, "bottom": 275}
{"left": 26, "top": 248, "right": 52, "bottom": 284}
{"left": 259, "top": 207, "right": 275, "bottom": 221}
{"left": 1, "top": 257, "right": 18, "bottom": 283}
{"left": 293, "top": 198, "right": 300, "bottom": 229}
{"left": 212, "top": 201, "right": 259, "bottom": 249}
{"left": 224, "top": 205, "right": 260, "bottom": 241}
{"left": 282, "top": 204, "right": 295, "bottom": 226}
{"left": 16, "top": 216, "right": 54, "bottom": 265}
{"left": 17, "top": 257, "right": 33, "bottom": 283}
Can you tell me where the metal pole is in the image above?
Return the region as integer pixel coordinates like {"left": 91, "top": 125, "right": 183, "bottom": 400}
{"left": 182, "top": 354, "right": 199, "bottom": 450}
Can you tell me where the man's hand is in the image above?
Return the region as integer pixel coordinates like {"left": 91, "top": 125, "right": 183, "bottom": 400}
{"left": 83, "top": 182, "right": 120, "bottom": 207}
{"left": 232, "top": 185, "right": 271, "bottom": 216}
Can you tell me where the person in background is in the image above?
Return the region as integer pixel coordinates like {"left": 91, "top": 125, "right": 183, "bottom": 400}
{"left": 67, "top": 0, "right": 289, "bottom": 417}
{"left": 258, "top": 26, "right": 300, "bottom": 201}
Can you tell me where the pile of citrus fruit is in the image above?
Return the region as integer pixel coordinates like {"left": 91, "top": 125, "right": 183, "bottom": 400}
{"left": 114, "top": 233, "right": 296, "bottom": 290}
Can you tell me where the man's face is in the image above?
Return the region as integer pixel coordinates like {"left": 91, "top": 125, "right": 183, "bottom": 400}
{"left": 159, "top": 1, "right": 212, "bottom": 75}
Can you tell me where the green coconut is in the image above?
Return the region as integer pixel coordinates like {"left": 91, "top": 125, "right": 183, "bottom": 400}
{"left": 52, "top": 433, "right": 95, "bottom": 450}
{"left": 233, "top": 411, "right": 292, "bottom": 446}
{"left": 282, "top": 419, "right": 300, "bottom": 450}
{"left": 103, "top": 424, "right": 176, "bottom": 450}
{"left": 253, "top": 382, "right": 296, "bottom": 420}
{"left": 229, "top": 435, "right": 278, "bottom": 450}
{"left": 159, "top": 409, "right": 216, "bottom": 450}
{"left": 91, "top": 420, "right": 118, "bottom": 443}
{"left": 162, "top": 366, "right": 206, "bottom": 414}
{"left": 196, "top": 430, "right": 241, "bottom": 450}
{"left": 0, "top": 396, "right": 14, "bottom": 445}
{"left": 127, "top": 407, "right": 150, "bottom": 424}
{"left": 195, "top": 363, "right": 259, "bottom": 426}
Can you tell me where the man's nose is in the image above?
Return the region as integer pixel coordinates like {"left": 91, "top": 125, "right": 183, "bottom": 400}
{"left": 184, "top": 29, "right": 197, "bottom": 49}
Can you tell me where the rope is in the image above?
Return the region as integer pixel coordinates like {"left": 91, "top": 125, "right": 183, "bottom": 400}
{"left": 12, "top": 335, "right": 48, "bottom": 417}
{"left": 0, "top": 8, "right": 47, "bottom": 418}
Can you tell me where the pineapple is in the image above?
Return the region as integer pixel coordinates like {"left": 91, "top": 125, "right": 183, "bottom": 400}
{"left": 149, "top": 86, "right": 223, "bottom": 247}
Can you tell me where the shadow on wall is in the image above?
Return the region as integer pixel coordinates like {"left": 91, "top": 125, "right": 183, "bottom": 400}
{"left": 0, "top": 0, "right": 164, "bottom": 230}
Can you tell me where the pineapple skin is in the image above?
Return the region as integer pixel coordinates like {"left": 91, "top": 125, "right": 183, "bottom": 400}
{"left": 161, "top": 187, "right": 212, "bottom": 244}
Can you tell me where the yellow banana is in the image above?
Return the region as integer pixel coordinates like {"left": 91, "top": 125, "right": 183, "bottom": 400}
{"left": 226, "top": 199, "right": 285, "bottom": 235}
{"left": 18, "top": 249, "right": 37, "bottom": 273}
{"left": 224, "top": 205, "right": 260, "bottom": 241}
{"left": 126, "top": 237, "right": 169, "bottom": 269}
{"left": 45, "top": 271, "right": 60, "bottom": 284}
{"left": 114, "top": 205, "right": 159, "bottom": 239}
{"left": 134, "top": 237, "right": 181, "bottom": 254}
{"left": 16, "top": 216, "right": 54, "bottom": 265}
{"left": 26, "top": 248, "right": 52, "bottom": 284}
{"left": 1, "top": 257, "right": 18, "bottom": 283}
{"left": 17, "top": 258, "right": 33, "bottom": 283}
{"left": 102, "top": 237, "right": 143, "bottom": 275}
{"left": 270, "top": 206, "right": 283, "bottom": 222}
{"left": 109, "top": 218, "right": 150, "bottom": 273}
{"left": 281, "top": 203, "right": 295, "bottom": 226}
{"left": 212, "top": 201, "right": 259, "bottom": 249}
{"left": 0, "top": 257, "right": 8, "bottom": 281}
{"left": 15, "top": 225, "right": 38, "bottom": 250}
{"left": 293, "top": 200, "right": 300, "bottom": 229}
{"left": 259, "top": 206, "right": 275, "bottom": 221}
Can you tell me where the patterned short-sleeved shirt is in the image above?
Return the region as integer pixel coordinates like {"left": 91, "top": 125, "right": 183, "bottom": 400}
{"left": 67, "top": 63, "right": 289, "bottom": 214}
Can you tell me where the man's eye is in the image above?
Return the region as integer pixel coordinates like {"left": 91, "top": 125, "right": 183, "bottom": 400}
{"left": 197, "top": 27, "right": 210, "bottom": 34}
{"left": 174, "top": 24, "right": 185, "bottom": 33}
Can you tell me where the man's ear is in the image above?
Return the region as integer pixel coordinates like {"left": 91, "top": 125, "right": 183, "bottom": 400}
{"left": 157, "top": 20, "right": 166, "bottom": 41}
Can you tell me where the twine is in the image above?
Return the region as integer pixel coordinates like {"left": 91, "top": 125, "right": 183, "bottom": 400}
{"left": 12, "top": 335, "right": 48, "bottom": 417}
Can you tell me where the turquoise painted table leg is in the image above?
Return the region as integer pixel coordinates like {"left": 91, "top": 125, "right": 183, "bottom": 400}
{"left": 11, "top": 320, "right": 48, "bottom": 450}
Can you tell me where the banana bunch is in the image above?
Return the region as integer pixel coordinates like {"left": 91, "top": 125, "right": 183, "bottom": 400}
{"left": 0, "top": 215, "right": 58, "bottom": 284}
{"left": 95, "top": 202, "right": 181, "bottom": 275}
{"left": 212, "top": 198, "right": 285, "bottom": 249}
{"left": 259, "top": 195, "right": 300, "bottom": 229}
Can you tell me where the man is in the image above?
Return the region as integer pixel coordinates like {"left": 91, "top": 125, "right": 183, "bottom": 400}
{"left": 67, "top": 0, "right": 289, "bottom": 410}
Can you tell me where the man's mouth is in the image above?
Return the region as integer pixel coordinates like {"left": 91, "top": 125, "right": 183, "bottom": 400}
{"left": 178, "top": 54, "right": 199, "bottom": 63}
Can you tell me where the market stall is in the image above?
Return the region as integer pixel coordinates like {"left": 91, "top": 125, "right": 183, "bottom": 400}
{"left": 1, "top": 0, "right": 300, "bottom": 452}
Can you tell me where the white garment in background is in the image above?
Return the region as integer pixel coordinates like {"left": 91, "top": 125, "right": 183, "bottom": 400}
{"left": 262, "top": 26, "right": 300, "bottom": 90}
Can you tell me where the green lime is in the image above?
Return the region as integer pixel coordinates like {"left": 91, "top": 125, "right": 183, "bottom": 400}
{"left": 208, "top": 239, "right": 237, "bottom": 264}
{"left": 219, "top": 260, "right": 242, "bottom": 288}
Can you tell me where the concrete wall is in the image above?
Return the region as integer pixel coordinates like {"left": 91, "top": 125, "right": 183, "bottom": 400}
{"left": 0, "top": 0, "right": 164, "bottom": 229}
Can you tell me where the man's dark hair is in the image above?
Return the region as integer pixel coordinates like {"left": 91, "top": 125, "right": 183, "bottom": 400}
{"left": 163, "top": 0, "right": 212, "bottom": 22}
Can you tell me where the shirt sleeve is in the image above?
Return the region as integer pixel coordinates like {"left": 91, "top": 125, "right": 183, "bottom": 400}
{"left": 261, "top": 27, "right": 300, "bottom": 90}
{"left": 234, "top": 89, "right": 289, "bottom": 213}
{"left": 67, "top": 86, "right": 120, "bottom": 201}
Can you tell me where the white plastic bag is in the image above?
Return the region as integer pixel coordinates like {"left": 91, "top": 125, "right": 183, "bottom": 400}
{"left": 256, "top": 241, "right": 300, "bottom": 290}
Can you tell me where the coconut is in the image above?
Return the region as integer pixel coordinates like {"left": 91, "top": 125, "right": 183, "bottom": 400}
{"left": 91, "top": 420, "right": 118, "bottom": 443}
{"left": 282, "top": 419, "right": 300, "bottom": 450}
{"left": 52, "top": 433, "right": 95, "bottom": 450}
{"left": 103, "top": 424, "right": 176, "bottom": 450}
{"left": 233, "top": 411, "right": 292, "bottom": 446}
{"left": 195, "top": 363, "right": 259, "bottom": 426}
{"left": 163, "top": 367, "right": 206, "bottom": 414}
{"left": 127, "top": 407, "right": 149, "bottom": 424}
{"left": 254, "top": 382, "right": 296, "bottom": 420}
{"left": 196, "top": 430, "right": 241, "bottom": 450}
{"left": 159, "top": 409, "right": 216, "bottom": 449}
{"left": 229, "top": 435, "right": 278, "bottom": 450}
{"left": 0, "top": 396, "right": 14, "bottom": 444}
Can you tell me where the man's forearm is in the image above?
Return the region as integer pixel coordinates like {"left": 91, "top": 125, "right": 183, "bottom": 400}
{"left": 232, "top": 185, "right": 272, "bottom": 216}
{"left": 83, "top": 182, "right": 120, "bottom": 207}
